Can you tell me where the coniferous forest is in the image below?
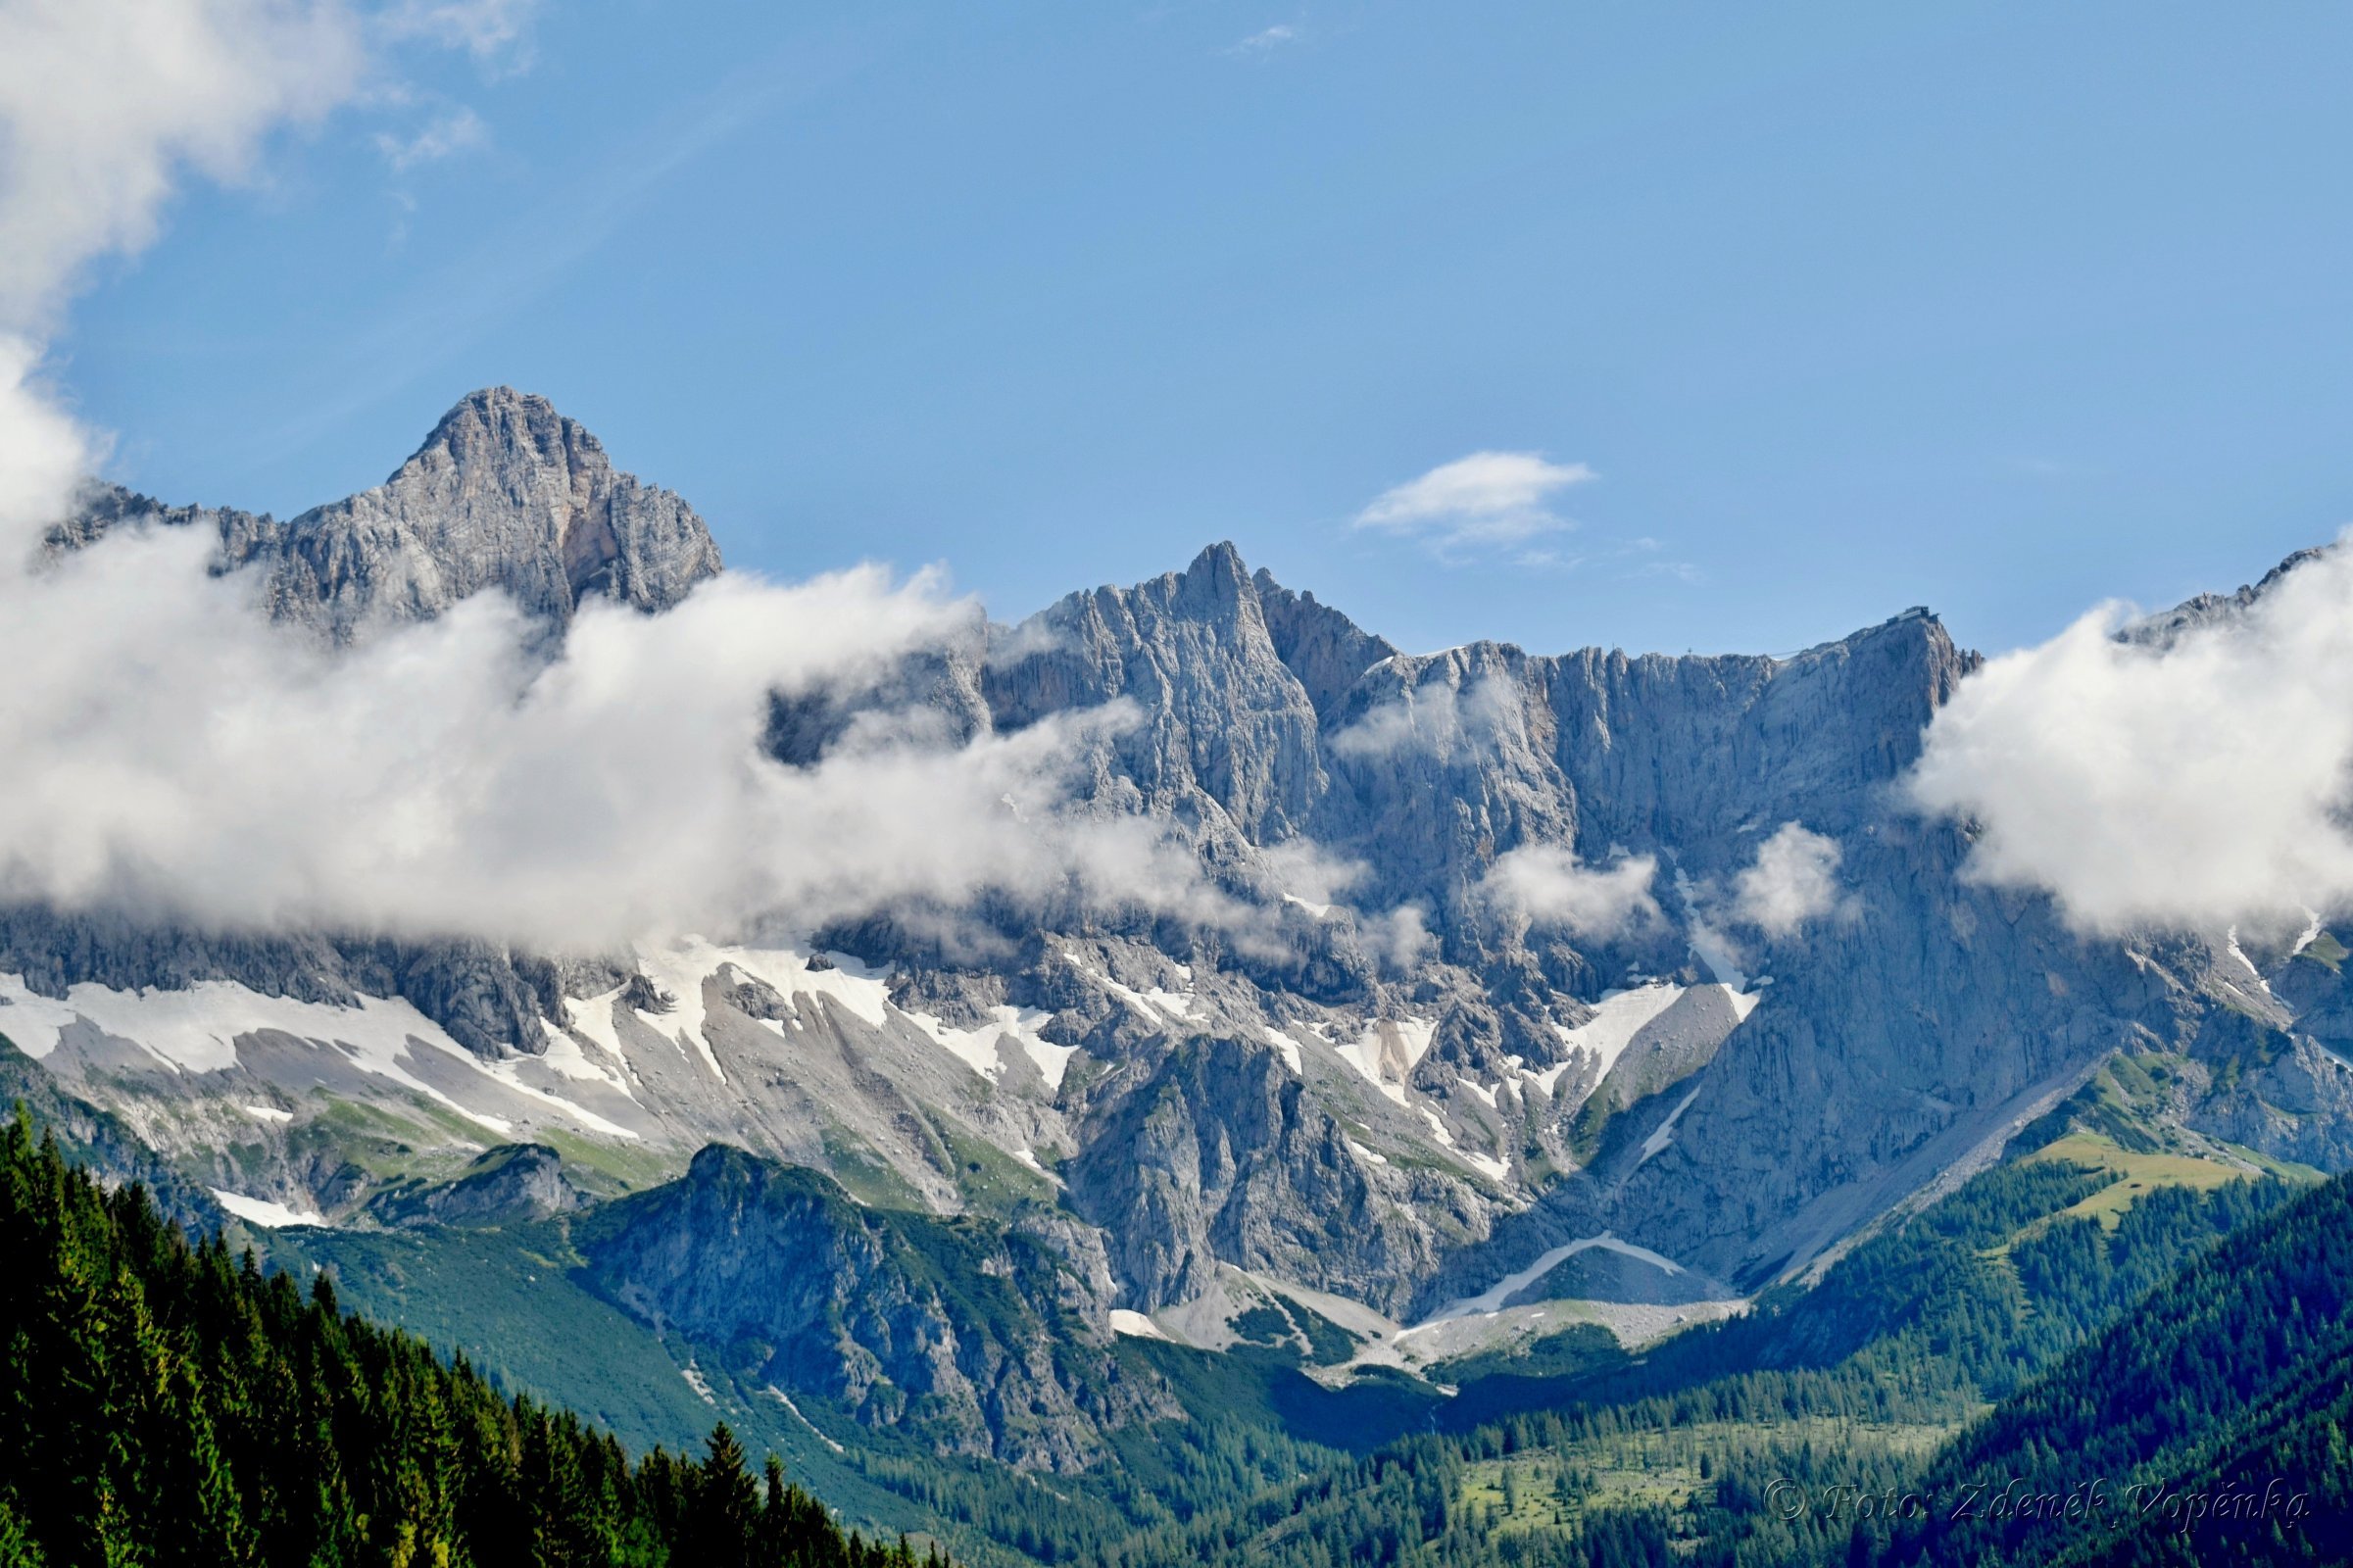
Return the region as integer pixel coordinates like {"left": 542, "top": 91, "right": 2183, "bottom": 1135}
{"left": 0, "top": 1109, "right": 939, "bottom": 1568}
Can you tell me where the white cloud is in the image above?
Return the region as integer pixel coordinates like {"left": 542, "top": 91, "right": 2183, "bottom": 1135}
{"left": 1228, "top": 24, "right": 1299, "bottom": 58}
{"left": 1327, "top": 675, "right": 1524, "bottom": 760}
{"left": 1729, "top": 822, "right": 1851, "bottom": 936}
{"left": 1353, "top": 451, "right": 1594, "bottom": 559}
{"left": 0, "top": 0, "right": 363, "bottom": 331}
{"left": 1483, "top": 846, "right": 1660, "bottom": 938}
{"left": 1262, "top": 838, "right": 1366, "bottom": 909}
{"left": 374, "top": 105, "right": 485, "bottom": 171}
{"left": 1909, "top": 543, "right": 2353, "bottom": 936}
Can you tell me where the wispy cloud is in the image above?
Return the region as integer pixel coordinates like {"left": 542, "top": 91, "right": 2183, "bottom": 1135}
{"left": 1228, "top": 24, "right": 1299, "bottom": 59}
{"left": 1327, "top": 676, "right": 1525, "bottom": 761}
{"left": 380, "top": 0, "right": 540, "bottom": 70}
{"left": 1354, "top": 451, "right": 1594, "bottom": 560}
{"left": 0, "top": 0, "right": 362, "bottom": 332}
{"left": 374, "top": 106, "right": 486, "bottom": 172}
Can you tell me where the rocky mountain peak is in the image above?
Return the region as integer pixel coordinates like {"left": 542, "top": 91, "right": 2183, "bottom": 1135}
{"left": 395, "top": 385, "right": 607, "bottom": 487}
{"left": 57, "top": 388, "right": 723, "bottom": 644}
{"left": 1170, "top": 539, "right": 1252, "bottom": 614}
{"left": 310, "top": 386, "right": 722, "bottom": 640}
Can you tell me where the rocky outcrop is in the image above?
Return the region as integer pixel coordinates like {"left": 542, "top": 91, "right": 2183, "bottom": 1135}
{"left": 576, "top": 1147, "right": 1170, "bottom": 1471}
{"left": 369, "top": 1143, "right": 584, "bottom": 1228}
{"left": 1066, "top": 1035, "right": 1467, "bottom": 1315}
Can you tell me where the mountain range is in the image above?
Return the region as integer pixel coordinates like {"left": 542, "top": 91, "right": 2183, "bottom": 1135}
{"left": 7, "top": 386, "right": 2351, "bottom": 1495}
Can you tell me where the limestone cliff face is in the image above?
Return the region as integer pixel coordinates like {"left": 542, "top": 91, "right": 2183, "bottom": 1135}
{"left": 576, "top": 1147, "right": 1170, "bottom": 1472}
{"left": 983, "top": 542, "right": 1332, "bottom": 843}
{"left": 1065, "top": 1035, "right": 1473, "bottom": 1316}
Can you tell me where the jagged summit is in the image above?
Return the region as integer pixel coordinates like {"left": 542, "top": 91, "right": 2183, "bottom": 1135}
{"left": 400, "top": 385, "right": 584, "bottom": 476}
{"left": 63, "top": 387, "right": 723, "bottom": 643}
{"left": 2124, "top": 542, "right": 2334, "bottom": 649}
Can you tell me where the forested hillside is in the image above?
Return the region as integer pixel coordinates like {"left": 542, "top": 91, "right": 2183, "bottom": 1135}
{"left": 1850, "top": 1165, "right": 2353, "bottom": 1567}
{"left": 0, "top": 1108, "right": 940, "bottom": 1568}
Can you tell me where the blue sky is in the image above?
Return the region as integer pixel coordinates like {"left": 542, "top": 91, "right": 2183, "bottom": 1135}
{"left": 57, "top": 1, "right": 2353, "bottom": 658}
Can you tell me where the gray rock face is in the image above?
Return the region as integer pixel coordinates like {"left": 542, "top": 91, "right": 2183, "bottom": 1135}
{"left": 577, "top": 1146, "right": 1172, "bottom": 1471}
{"left": 63, "top": 386, "right": 722, "bottom": 642}
{"left": 0, "top": 908, "right": 558, "bottom": 1058}
{"left": 984, "top": 543, "right": 1331, "bottom": 842}
{"left": 1067, "top": 1035, "right": 1448, "bottom": 1315}
{"left": 370, "top": 1142, "right": 584, "bottom": 1228}
{"left": 2120, "top": 545, "right": 2329, "bottom": 649}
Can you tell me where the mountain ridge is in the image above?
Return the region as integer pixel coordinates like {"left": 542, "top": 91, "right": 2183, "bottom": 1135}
{"left": 10, "top": 389, "right": 2351, "bottom": 1448}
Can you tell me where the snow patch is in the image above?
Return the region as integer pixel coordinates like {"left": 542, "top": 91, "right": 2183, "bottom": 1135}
{"left": 766, "top": 1386, "right": 845, "bottom": 1451}
{"left": 211, "top": 1188, "right": 324, "bottom": 1228}
{"left": 1109, "top": 1309, "right": 1167, "bottom": 1341}
{"left": 1688, "top": 926, "right": 1748, "bottom": 990}
{"left": 1542, "top": 985, "right": 1685, "bottom": 1092}
{"left": 909, "top": 1004, "right": 1075, "bottom": 1090}
{"left": 1638, "top": 1085, "right": 1703, "bottom": 1166}
{"left": 1411, "top": 1233, "right": 1685, "bottom": 1330}
{"left": 1260, "top": 1026, "right": 1303, "bottom": 1074}
{"left": 1418, "top": 1105, "right": 1509, "bottom": 1181}
{"left": 1335, "top": 1018, "right": 1436, "bottom": 1104}
{"left": 0, "top": 972, "right": 525, "bottom": 1139}
{"left": 562, "top": 987, "right": 628, "bottom": 1062}
{"left": 241, "top": 1104, "right": 293, "bottom": 1125}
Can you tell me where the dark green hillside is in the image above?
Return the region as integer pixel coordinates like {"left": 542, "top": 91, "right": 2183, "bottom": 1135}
{"left": 1849, "top": 1168, "right": 2353, "bottom": 1567}
{"left": 0, "top": 1107, "right": 940, "bottom": 1568}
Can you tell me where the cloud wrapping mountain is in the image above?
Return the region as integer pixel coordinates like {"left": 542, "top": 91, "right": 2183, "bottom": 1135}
{"left": 0, "top": 0, "right": 1253, "bottom": 955}
{"left": 1908, "top": 542, "right": 2353, "bottom": 937}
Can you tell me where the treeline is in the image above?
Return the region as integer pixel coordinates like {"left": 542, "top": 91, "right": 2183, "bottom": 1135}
{"left": 0, "top": 1108, "right": 940, "bottom": 1568}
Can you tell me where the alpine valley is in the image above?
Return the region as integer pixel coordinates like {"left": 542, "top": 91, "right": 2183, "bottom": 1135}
{"left": 10, "top": 387, "right": 2353, "bottom": 1566}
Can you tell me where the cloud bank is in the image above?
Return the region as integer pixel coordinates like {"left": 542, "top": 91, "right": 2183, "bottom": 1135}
{"left": 1909, "top": 544, "right": 2353, "bottom": 937}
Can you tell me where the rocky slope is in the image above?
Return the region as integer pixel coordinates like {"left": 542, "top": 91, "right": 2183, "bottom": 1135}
{"left": 574, "top": 1144, "right": 1172, "bottom": 1471}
